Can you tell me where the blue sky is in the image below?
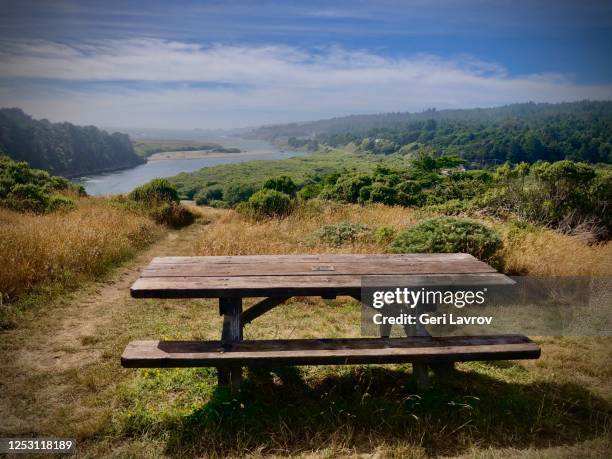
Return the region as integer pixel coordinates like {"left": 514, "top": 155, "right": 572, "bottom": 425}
{"left": 1, "top": 0, "right": 611, "bottom": 129}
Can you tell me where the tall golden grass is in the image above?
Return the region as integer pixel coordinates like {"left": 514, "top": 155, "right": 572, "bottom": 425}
{"left": 196, "top": 202, "right": 612, "bottom": 276}
{"left": 195, "top": 202, "right": 413, "bottom": 256}
{"left": 500, "top": 225, "right": 612, "bottom": 276}
{"left": 0, "top": 197, "right": 163, "bottom": 302}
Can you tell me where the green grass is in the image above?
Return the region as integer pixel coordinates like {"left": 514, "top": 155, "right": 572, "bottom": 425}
{"left": 113, "top": 328, "right": 611, "bottom": 457}
{"left": 168, "top": 149, "right": 407, "bottom": 200}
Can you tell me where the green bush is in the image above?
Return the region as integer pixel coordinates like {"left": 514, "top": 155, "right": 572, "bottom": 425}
{"left": 0, "top": 155, "right": 83, "bottom": 213}
{"left": 128, "top": 178, "right": 179, "bottom": 203}
{"left": 113, "top": 192, "right": 197, "bottom": 228}
{"left": 149, "top": 202, "right": 196, "bottom": 228}
{"left": 423, "top": 199, "right": 475, "bottom": 216}
{"left": 317, "top": 186, "right": 336, "bottom": 201}
{"left": 263, "top": 175, "right": 297, "bottom": 196}
{"left": 490, "top": 161, "right": 610, "bottom": 236}
{"left": 241, "top": 189, "right": 292, "bottom": 218}
{"left": 331, "top": 174, "right": 372, "bottom": 203}
{"left": 311, "top": 222, "right": 371, "bottom": 246}
{"left": 194, "top": 185, "right": 224, "bottom": 205}
{"left": 369, "top": 183, "right": 397, "bottom": 205}
{"left": 297, "top": 183, "right": 323, "bottom": 201}
{"left": 224, "top": 183, "right": 256, "bottom": 205}
{"left": 372, "top": 225, "right": 396, "bottom": 244}
{"left": 5, "top": 183, "right": 49, "bottom": 212}
{"left": 47, "top": 195, "right": 76, "bottom": 212}
{"left": 388, "top": 217, "right": 502, "bottom": 263}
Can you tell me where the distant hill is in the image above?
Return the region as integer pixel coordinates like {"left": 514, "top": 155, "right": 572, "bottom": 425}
{"left": 0, "top": 108, "right": 144, "bottom": 177}
{"left": 247, "top": 101, "right": 612, "bottom": 164}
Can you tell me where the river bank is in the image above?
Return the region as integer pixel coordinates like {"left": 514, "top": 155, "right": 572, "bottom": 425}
{"left": 73, "top": 142, "right": 305, "bottom": 196}
{"left": 148, "top": 148, "right": 292, "bottom": 161}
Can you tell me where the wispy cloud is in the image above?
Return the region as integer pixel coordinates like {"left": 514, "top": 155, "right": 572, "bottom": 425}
{"left": 1, "top": 38, "right": 611, "bottom": 128}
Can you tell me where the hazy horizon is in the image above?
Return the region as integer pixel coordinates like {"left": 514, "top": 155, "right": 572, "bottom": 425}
{"left": 1, "top": 1, "right": 612, "bottom": 130}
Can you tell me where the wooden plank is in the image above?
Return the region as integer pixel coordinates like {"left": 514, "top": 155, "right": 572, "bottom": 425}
{"left": 148, "top": 253, "right": 476, "bottom": 265}
{"left": 121, "top": 334, "right": 541, "bottom": 367}
{"left": 141, "top": 259, "right": 496, "bottom": 278}
{"left": 131, "top": 273, "right": 514, "bottom": 298}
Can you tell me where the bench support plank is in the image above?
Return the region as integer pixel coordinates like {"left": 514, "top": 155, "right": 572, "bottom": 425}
{"left": 219, "top": 297, "right": 243, "bottom": 391}
{"left": 241, "top": 296, "right": 291, "bottom": 324}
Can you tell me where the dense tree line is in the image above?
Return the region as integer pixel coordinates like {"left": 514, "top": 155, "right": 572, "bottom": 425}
{"left": 0, "top": 108, "right": 144, "bottom": 176}
{"left": 250, "top": 101, "right": 612, "bottom": 165}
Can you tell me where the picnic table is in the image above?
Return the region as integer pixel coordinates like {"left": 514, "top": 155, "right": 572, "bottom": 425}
{"left": 122, "top": 254, "right": 540, "bottom": 390}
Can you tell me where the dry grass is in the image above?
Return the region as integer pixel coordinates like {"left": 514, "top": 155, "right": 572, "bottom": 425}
{"left": 0, "top": 197, "right": 163, "bottom": 304}
{"left": 500, "top": 225, "right": 612, "bottom": 276}
{"left": 196, "top": 202, "right": 612, "bottom": 277}
{"left": 195, "top": 202, "right": 413, "bottom": 256}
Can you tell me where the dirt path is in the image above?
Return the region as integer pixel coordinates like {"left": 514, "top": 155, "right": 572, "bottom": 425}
{"left": 0, "top": 219, "right": 211, "bottom": 439}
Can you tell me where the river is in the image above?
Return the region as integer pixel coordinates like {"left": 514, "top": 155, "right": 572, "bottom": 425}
{"left": 73, "top": 138, "right": 304, "bottom": 196}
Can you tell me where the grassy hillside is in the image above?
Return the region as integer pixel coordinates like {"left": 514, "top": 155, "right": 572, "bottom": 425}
{"left": 0, "top": 158, "right": 199, "bottom": 326}
{"left": 0, "top": 108, "right": 144, "bottom": 176}
{"left": 0, "top": 197, "right": 162, "bottom": 309}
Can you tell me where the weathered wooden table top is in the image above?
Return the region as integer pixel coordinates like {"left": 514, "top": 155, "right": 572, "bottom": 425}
{"left": 130, "top": 253, "right": 512, "bottom": 298}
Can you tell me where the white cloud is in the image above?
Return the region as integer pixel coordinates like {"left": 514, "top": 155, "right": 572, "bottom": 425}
{"left": 0, "top": 38, "right": 611, "bottom": 129}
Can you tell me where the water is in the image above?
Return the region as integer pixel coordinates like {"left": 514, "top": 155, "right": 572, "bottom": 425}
{"left": 73, "top": 138, "right": 304, "bottom": 196}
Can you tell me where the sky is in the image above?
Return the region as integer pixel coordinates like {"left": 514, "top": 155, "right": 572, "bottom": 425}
{"left": 1, "top": 0, "right": 612, "bottom": 129}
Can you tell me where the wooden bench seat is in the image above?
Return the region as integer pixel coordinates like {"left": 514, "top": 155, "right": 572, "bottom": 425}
{"left": 121, "top": 334, "right": 540, "bottom": 368}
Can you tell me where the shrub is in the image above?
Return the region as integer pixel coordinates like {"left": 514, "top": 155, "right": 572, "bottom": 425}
{"left": 394, "top": 181, "right": 426, "bottom": 206}
{"left": 317, "top": 186, "right": 336, "bottom": 201}
{"left": 129, "top": 178, "right": 179, "bottom": 203}
{"left": 369, "top": 183, "right": 397, "bottom": 205}
{"left": 372, "top": 225, "right": 396, "bottom": 244}
{"left": 72, "top": 184, "right": 87, "bottom": 197}
{"left": 149, "top": 202, "right": 196, "bottom": 228}
{"left": 489, "top": 161, "right": 610, "bottom": 237}
{"left": 5, "top": 183, "right": 48, "bottom": 212}
{"left": 47, "top": 195, "right": 76, "bottom": 212}
{"left": 311, "top": 222, "right": 371, "bottom": 246}
{"left": 331, "top": 174, "right": 372, "bottom": 203}
{"left": 194, "top": 185, "right": 224, "bottom": 205}
{"left": 225, "top": 183, "right": 256, "bottom": 205}
{"left": 263, "top": 175, "right": 297, "bottom": 196}
{"left": 0, "top": 157, "right": 85, "bottom": 214}
{"left": 241, "top": 189, "right": 292, "bottom": 218}
{"left": 388, "top": 217, "right": 502, "bottom": 263}
{"left": 297, "top": 183, "right": 323, "bottom": 201}
{"left": 423, "top": 199, "right": 475, "bottom": 216}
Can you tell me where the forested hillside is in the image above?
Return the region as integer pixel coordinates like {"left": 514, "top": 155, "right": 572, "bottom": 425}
{"left": 0, "top": 108, "right": 144, "bottom": 176}
{"left": 248, "top": 101, "right": 612, "bottom": 164}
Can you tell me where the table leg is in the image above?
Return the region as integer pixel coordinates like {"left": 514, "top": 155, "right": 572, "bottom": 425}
{"left": 219, "top": 297, "right": 243, "bottom": 391}
{"left": 413, "top": 363, "right": 430, "bottom": 390}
